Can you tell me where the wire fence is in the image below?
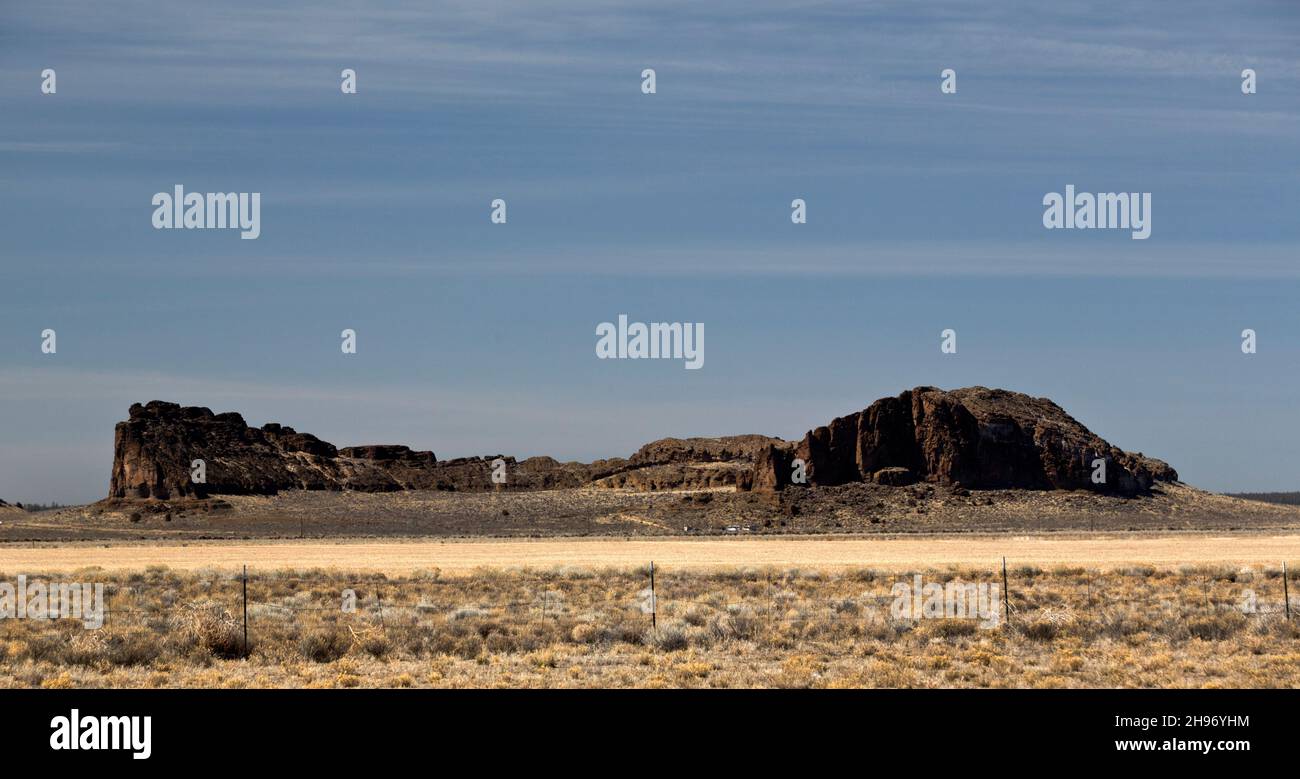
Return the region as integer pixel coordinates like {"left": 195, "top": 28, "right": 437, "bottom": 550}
{"left": 82, "top": 561, "right": 1296, "bottom": 636}
{"left": 6, "top": 559, "right": 1293, "bottom": 688}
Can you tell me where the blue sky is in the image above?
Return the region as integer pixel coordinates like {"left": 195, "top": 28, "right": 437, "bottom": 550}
{"left": 2, "top": 1, "right": 1298, "bottom": 503}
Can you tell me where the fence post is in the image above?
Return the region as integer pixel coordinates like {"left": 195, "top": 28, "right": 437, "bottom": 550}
{"left": 766, "top": 570, "right": 772, "bottom": 636}
{"left": 378, "top": 590, "right": 385, "bottom": 629}
{"left": 1284, "top": 562, "right": 1291, "bottom": 621}
{"left": 241, "top": 564, "right": 249, "bottom": 657}
{"left": 650, "top": 561, "right": 656, "bottom": 630}
{"left": 1001, "top": 557, "right": 1010, "bottom": 626}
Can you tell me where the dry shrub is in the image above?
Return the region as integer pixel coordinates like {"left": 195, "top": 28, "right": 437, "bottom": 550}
{"left": 1186, "top": 611, "right": 1248, "bottom": 641}
{"left": 451, "top": 633, "right": 485, "bottom": 660}
{"left": 682, "top": 605, "right": 711, "bottom": 627}
{"left": 708, "top": 606, "right": 760, "bottom": 641}
{"left": 184, "top": 601, "right": 246, "bottom": 659}
{"left": 831, "top": 598, "right": 860, "bottom": 615}
{"left": 773, "top": 654, "right": 824, "bottom": 688}
{"left": 103, "top": 628, "right": 163, "bottom": 666}
{"left": 1018, "top": 607, "right": 1077, "bottom": 641}
{"left": 1020, "top": 617, "right": 1060, "bottom": 641}
{"left": 921, "top": 618, "right": 980, "bottom": 639}
{"left": 52, "top": 628, "right": 160, "bottom": 668}
{"left": 644, "top": 623, "right": 688, "bottom": 651}
{"left": 298, "top": 626, "right": 350, "bottom": 662}
{"left": 360, "top": 633, "right": 391, "bottom": 659}
{"left": 570, "top": 623, "right": 599, "bottom": 644}
{"left": 21, "top": 632, "right": 69, "bottom": 663}
{"left": 62, "top": 632, "right": 106, "bottom": 666}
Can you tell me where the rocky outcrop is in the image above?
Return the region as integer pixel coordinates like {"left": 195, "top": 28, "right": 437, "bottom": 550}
{"left": 110, "top": 402, "right": 349, "bottom": 499}
{"left": 107, "top": 389, "right": 1178, "bottom": 503}
{"left": 743, "top": 387, "right": 1176, "bottom": 497}
{"left": 603, "top": 435, "right": 786, "bottom": 491}
{"left": 628, "top": 436, "right": 786, "bottom": 466}
{"left": 108, "top": 401, "right": 733, "bottom": 500}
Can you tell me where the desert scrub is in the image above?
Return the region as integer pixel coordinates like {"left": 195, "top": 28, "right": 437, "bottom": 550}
{"left": 185, "top": 601, "right": 247, "bottom": 659}
{"left": 643, "top": 623, "right": 689, "bottom": 651}
{"left": 298, "top": 626, "right": 350, "bottom": 663}
{"left": 0, "top": 564, "right": 1296, "bottom": 689}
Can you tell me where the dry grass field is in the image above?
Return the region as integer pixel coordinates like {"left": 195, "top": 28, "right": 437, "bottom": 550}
{"left": 4, "top": 532, "right": 1300, "bottom": 574}
{"left": 1, "top": 561, "right": 1296, "bottom": 689}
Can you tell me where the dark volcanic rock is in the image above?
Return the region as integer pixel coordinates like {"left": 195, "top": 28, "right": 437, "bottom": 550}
{"left": 110, "top": 401, "right": 353, "bottom": 499}
{"left": 108, "top": 402, "right": 540, "bottom": 499}
{"left": 338, "top": 445, "right": 433, "bottom": 462}
{"left": 740, "top": 442, "right": 798, "bottom": 492}
{"left": 745, "top": 387, "right": 1176, "bottom": 497}
{"left": 106, "top": 388, "right": 1177, "bottom": 503}
{"left": 106, "top": 401, "right": 773, "bottom": 501}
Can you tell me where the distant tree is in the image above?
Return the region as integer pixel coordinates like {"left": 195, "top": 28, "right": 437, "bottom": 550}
{"left": 22, "top": 502, "right": 70, "bottom": 512}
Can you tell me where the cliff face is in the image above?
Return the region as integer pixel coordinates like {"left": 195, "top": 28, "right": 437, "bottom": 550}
{"left": 107, "top": 401, "right": 768, "bottom": 500}
{"left": 111, "top": 402, "right": 347, "bottom": 499}
{"left": 109, "top": 402, "right": 611, "bottom": 499}
{"left": 107, "top": 389, "right": 1177, "bottom": 501}
{"left": 742, "top": 387, "right": 1176, "bottom": 497}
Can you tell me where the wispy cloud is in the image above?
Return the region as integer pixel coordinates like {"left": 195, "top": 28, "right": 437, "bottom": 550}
{"left": 15, "top": 243, "right": 1300, "bottom": 280}
{"left": 0, "top": 141, "right": 125, "bottom": 153}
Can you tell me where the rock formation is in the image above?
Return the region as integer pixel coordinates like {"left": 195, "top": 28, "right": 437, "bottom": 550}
{"left": 108, "top": 401, "right": 628, "bottom": 499}
{"left": 591, "top": 435, "right": 786, "bottom": 490}
{"left": 742, "top": 386, "right": 1176, "bottom": 496}
{"left": 106, "top": 388, "right": 1176, "bottom": 502}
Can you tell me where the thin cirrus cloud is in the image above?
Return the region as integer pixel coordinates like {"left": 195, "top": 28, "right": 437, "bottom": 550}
{"left": 5, "top": 1, "right": 1296, "bottom": 107}
{"left": 8, "top": 244, "right": 1299, "bottom": 280}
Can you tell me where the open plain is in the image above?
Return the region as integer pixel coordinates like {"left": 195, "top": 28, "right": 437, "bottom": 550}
{"left": 3, "top": 531, "right": 1300, "bottom": 575}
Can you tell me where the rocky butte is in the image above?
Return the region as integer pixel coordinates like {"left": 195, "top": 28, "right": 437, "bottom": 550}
{"left": 107, "top": 387, "right": 1177, "bottom": 503}
{"left": 742, "top": 387, "right": 1175, "bottom": 496}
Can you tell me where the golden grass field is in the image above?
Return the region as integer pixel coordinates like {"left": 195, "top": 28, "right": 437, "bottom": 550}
{"left": 0, "top": 563, "right": 1296, "bottom": 689}
{"left": 3, "top": 532, "right": 1300, "bottom": 574}
{"left": 0, "top": 540, "right": 1298, "bottom": 688}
